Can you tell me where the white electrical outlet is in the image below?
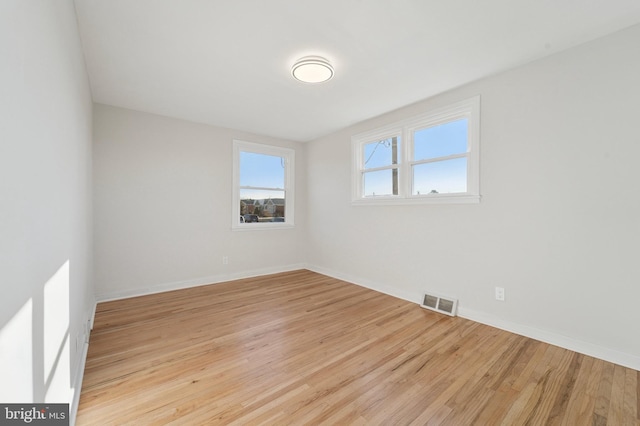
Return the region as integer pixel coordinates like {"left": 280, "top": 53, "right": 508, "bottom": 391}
{"left": 222, "top": 256, "right": 229, "bottom": 265}
{"left": 495, "top": 287, "right": 505, "bottom": 301}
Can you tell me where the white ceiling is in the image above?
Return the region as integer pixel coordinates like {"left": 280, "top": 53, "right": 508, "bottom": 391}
{"left": 74, "top": 0, "right": 640, "bottom": 142}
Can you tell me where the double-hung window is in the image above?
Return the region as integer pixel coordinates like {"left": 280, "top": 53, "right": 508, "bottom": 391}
{"left": 361, "top": 131, "right": 402, "bottom": 197}
{"left": 232, "top": 140, "right": 294, "bottom": 229}
{"left": 352, "top": 96, "right": 480, "bottom": 204}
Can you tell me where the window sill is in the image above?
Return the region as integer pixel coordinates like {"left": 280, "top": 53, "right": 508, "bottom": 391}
{"left": 232, "top": 223, "right": 295, "bottom": 231}
{"left": 351, "top": 194, "right": 480, "bottom": 206}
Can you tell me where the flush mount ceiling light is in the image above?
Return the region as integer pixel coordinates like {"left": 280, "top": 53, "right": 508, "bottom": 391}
{"left": 291, "top": 56, "right": 334, "bottom": 83}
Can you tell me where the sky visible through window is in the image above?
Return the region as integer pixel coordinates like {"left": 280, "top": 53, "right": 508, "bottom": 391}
{"left": 240, "top": 151, "right": 285, "bottom": 199}
{"left": 364, "top": 137, "right": 401, "bottom": 169}
{"left": 240, "top": 151, "right": 285, "bottom": 198}
{"left": 238, "top": 119, "right": 468, "bottom": 201}
{"left": 364, "top": 118, "right": 468, "bottom": 196}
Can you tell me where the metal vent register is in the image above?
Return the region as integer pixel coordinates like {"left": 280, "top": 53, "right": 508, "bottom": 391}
{"left": 420, "top": 292, "right": 458, "bottom": 316}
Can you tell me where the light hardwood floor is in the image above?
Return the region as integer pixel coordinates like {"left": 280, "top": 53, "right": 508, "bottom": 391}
{"left": 77, "top": 270, "right": 639, "bottom": 425}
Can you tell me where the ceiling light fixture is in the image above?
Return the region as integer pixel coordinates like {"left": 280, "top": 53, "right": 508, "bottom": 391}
{"left": 291, "top": 56, "right": 334, "bottom": 83}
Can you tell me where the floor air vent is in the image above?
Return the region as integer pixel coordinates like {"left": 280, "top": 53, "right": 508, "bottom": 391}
{"left": 420, "top": 293, "right": 458, "bottom": 316}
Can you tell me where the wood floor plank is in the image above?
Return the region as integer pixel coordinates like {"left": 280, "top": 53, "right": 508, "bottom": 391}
{"left": 609, "top": 364, "right": 628, "bottom": 426}
{"left": 594, "top": 361, "right": 616, "bottom": 425}
{"left": 77, "top": 270, "right": 639, "bottom": 425}
{"left": 560, "top": 355, "right": 600, "bottom": 426}
{"left": 623, "top": 368, "right": 638, "bottom": 424}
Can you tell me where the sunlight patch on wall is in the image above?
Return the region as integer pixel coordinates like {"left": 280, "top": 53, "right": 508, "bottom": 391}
{"left": 0, "top": 298, "right": 33, "bottom": 402}
{"left": 44, "top": 260, "right": 70, "bottom": 402}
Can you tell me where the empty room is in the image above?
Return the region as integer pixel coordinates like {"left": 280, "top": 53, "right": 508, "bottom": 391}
{"left": 2, "top": 1, "right": 640, "bottom": 425}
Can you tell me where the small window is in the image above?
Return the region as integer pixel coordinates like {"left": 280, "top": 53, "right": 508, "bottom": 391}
{"left": 232, "top": 140, "right": 294, "bottom": 229}
{"left": 352, "top": 96, "right": 480, "bottom": 205}
{"left": 363, "top": 136, "right": 401, "bottom": 197}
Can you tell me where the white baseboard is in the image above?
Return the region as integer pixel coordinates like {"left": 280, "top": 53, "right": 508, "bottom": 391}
{"left": 305, "top": 264, "right": 421, "bottom": 304}
{"left": 96, "top": 264, "right": 307, "bottom": 303}
{"left": 305, "top": 264, "right": 640, "bottom": 371}
{"left": 457, "top": 307, "right": 640, "bottom": 371}
{"left": 69, "top": 302, "right": 96, "bottom": 426}
{"left": 88, "top": 301, "right": 96, "bottom": 331}
{"left": 69, "top": 341, "right": 89, "bottom": 426}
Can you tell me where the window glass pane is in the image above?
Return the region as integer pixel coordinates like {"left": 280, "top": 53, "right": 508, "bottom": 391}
{"left": 240, "top": 151, "right": 284, "bottom": 188}
{"left": 363, "top": 136, "right": 401, "bottom": 169}
{"left": 414, "top": 118, "right": 468, "bottom": 161}
{"left": 413, "top": 157, "right": 467, "bottom": 195}
{"left": 363, "top": 169, "right": 399, "bottom": 197}
{"left": 240, "top": 189, "right": 285, "bottom": 222}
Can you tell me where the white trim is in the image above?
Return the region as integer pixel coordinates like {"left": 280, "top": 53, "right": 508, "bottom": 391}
{"left": 352, "top": 194, "right": 480, "bottom": 206}
{"left": 69, "top": 339, "right": 88, "bottom": 426}
{"left": 95, "top": 264, "right": 306, "bottom": 303}
{"left": 232, "top": 222, "right": 295, "bottom": 231}
{"left": 232, "top": 140, "right": 295, "bottom": 230}
{"left": 304, "top": 264, "right": 640, "bottom": 371}
{"left": 351, "top": 126, "right": 403, "bottom": 201}
{"left": 88, "top": 302, "right": 96, "bottom": 331}
{"left": 69, "top": 303, "right": 96, "bottom": 426}
{"left": 305, "top": 264, "right": 421, "bottom": 305}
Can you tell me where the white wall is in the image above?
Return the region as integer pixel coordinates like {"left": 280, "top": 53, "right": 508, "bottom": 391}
{"left": 306, "top": 24, "right": 640, "bottom": 369}
{"left": 0, "top": 0, "right": 94, "bottom": 410}
{"left": 93, "top": 105, "right": 307, "bottom": 299}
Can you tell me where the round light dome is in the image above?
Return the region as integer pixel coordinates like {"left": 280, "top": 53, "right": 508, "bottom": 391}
{"left": 291, "top": 56, "right": 334, "bottom": 83}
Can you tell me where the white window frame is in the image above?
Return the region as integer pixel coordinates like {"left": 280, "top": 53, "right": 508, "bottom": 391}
{"left": 352, "top": 96, "right": 480, "bottom": 205}
{"left": 232, "top": 140, "right": 295, "bottom": 230}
